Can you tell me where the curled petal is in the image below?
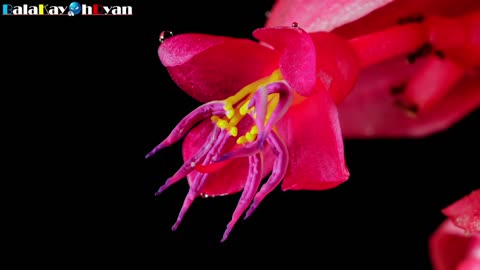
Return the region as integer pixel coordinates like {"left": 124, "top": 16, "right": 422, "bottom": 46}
{"left": 277, "top": 88, "right": 349, "bottom": 191}
{"left": 159, "top": 33, "right": 279, "bottom": 102}
{"left": 266, "top": 0, "right": 394, "bottom": 32}
{"left": 253, "top": 26, "right": 317, "bottom": 96}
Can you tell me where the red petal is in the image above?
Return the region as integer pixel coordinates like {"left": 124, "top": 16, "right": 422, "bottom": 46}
{"left": 182, "top": 119, "right": 274, "bottom": 196}
{"left": 442, "top": 189, "right": 480, "bottom": 234}
{"left": 277, "top": 89, "right": 349, "bottom": 191}
{"left": 309, "top": 31, "right": 360, "bottom": 103}
{"left": 429, "top": 219, "right": 480, "bottom": 270}
{"left": 253, "top": 26, "right": 317, "bottom": 97}
{"left": 159, "top": 33, "right": 279, "bottom": 102}
{"left": 266, "top": 0, "right": 394, "bottom": 32}
{"left": 337, "top": 58, "right": 480, "bottom": 138}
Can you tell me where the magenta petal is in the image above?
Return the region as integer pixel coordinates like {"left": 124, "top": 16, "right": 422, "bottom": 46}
{"left": 277, "top": 88, "right": 349, "bottom": 191}
{"left": 182, "top": 119, "right": 274, "bottom": 196}
{"left": 266, "top": 0, "right": 394, "bottom": 32}
{"left": 159, "top": 33, "right": 279, "bottom": 102}
{"left": 338, "top": 58, "right": 480, "bottom": 138}
{"left": 429, "top": 219, "right": 480, "bottom": 270}
{"left": 442, "top": 189, "right": 480, "bottom": 234}
{"left": 253, "top": 27, "right": 316, "bottom": 97}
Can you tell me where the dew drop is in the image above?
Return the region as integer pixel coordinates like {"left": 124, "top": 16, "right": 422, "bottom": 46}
{"left": 159, "top": 30, "right": 173, "bottom": 44}
{"left": 291, "top": 22, "right": 299, "bottom": 28}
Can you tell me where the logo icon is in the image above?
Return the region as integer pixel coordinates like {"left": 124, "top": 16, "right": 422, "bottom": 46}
{"left": 68, "top": 2, "right": 81, "bottom": 16}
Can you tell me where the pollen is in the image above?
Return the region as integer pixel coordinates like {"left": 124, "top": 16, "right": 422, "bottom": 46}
{"left": 239, "top": 102, "right": 251, "bottom": 116}
{"left": 246, "top": 132, "right": 255, "bottom": 142}
{"left": 229, "top": 127, "right": 238, "bottom": 137}
{"left": 236, "top": 136, "right": 248, "bottom": 145}
{"left": 217, "top": 119, "right": 229, "bottom": 129}
{"left": 211, "top": 69, "right": 286, "bottom": 144}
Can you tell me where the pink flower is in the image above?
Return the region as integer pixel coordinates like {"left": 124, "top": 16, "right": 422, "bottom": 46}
{"left": 267, "top": 0, "right": 480, "bottom": 138}
{"left": 147, "top": 26, "right": 359, "bottom": 241}
{"left": 429, "top": 190, "right": 480, "bottom": 270}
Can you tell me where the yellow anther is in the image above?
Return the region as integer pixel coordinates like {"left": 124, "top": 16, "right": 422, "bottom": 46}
{"left": 224, "top": 102, "right": 233, "bottom": 111}
{"left": 226, "top": 110, "right": 234, "bottom": 119}
{"left": 217, "top": 119, "right": 229, "bottom": 129}
{"left": 224, "top": 102, "right": 235, "bottom": 119}
{"left": 239, "top": 102, "right": 250, "bottom": 116}
{"left": 225, "top": 69, "right": 285, "bottom": 146}
{"left": 225, "top": 69, "right": 283, "bottom": 106}
{"left": 246, "top": 131, "right": 256, "bottom": 142}
{"left": 229, "top": 127, "right": 238, "bottom": 137}
{"left": 236, "top": 136, "right": 247, "bottom": 145}
{"left": 211, "top": 116, "right": 220, "bottom": 122}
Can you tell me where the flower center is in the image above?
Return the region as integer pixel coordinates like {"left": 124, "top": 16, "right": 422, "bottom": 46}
{"left": 211, "top": 69, "right": 283, "bottom": 145}
{"left": 146, "top": 69, "right": 294, "bottom": 241}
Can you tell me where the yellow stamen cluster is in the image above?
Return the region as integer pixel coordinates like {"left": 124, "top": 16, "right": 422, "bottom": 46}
{"left": 210, "top": 69, "right": 283, "bottom": 144}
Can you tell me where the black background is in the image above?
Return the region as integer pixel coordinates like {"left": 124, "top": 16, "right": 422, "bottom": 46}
{"left": 4, "top": 0, "right": 479, "bottom": 268}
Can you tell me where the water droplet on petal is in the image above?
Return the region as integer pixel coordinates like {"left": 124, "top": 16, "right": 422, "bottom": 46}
{"left": 291, "top": 22, "right": 299, "bottom": 28}
{"left": 159, "top": 30, "right": 173, "bottom": 44}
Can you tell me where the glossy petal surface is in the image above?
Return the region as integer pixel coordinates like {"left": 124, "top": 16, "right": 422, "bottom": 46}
{"left": 254, "top": 27, "right": 317, "bottom": 96}
{"left": 277, "top": 89, "right": 349, "bottom": 190}
{"left": 159, "top": 33, "right": 279, "bottom": 102}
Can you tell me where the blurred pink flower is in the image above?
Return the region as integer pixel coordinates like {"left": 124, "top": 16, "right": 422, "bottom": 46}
{"left": 429, "top": 190, "right": 479, "bottom": 270}
{"left": 443, "top": 189, "right": 480, "bottom": 234}
{"left": 267, "top": 0, "right": 480, "bottom": 138}
{"left": 429, "top": 220, "right": 479, "bottom": 270}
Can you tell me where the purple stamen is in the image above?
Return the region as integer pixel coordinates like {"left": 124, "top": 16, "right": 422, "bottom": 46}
{"left": 155, "top": 126, "right": 220, "bottom": 196}
{"left": 245, "top": 131, "right": 288, "bottom": 219}
{"left": 221, "top": 153, "right": 264, "bottom": 242}
{"left": 248, "top": 86, "right": 268, "bottom": 137}
{"left": 171, "top": 173, "right": 207, "bottom": 231}
{"left": 171, "top": 129, "right": 230, "bottom": 230}
{"left": 145, "top": 101, "right": 225, "bottom": 158}
{"left": 262, "top": 81, "right": 294, "bottom": 134}
{"left": 216, "top": 81, "right": 293, "bottom": 162}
